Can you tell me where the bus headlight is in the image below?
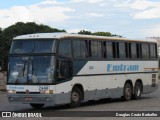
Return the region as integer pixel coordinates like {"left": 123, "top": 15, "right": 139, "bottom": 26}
{"left": 40, "top": 90, "right": 53, "bottom": 94}
{"left": 8, "top": 90, "right": 16, "bottom": 94}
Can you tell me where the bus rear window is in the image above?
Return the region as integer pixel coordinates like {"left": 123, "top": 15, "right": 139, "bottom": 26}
{"left": 10, "top": 40, "right": 56, "bottom": 54}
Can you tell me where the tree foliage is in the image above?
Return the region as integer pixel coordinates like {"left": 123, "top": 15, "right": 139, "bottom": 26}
{"left": 0, "top": 22, "right": 65, "bottom": 70}
{"left": 78, "top": 30, "right": 92, "bottom": 35}
{"left": 0, "top": 28, "right": 2, "bottom": 34}
{"left": 78, "top": 30, "right": 122, "bottom": 37}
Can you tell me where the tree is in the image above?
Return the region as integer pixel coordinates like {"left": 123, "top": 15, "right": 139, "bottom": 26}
{"left": 0, "top": 22, "right": 66, "bottom": 70}
{"left": 78, "top": 30, "right": 92, "bottom": 35}
{"left": 0, "top": 28, "right": 2, "bottom": 34}
{"left": 92, "top": 32, "right": 112, "bottom": 36}
{"left": 2, "top": 22, "right": 65, "bottom": 37}
{"left": 78, "top": 30, "right": 122, "bottom": 37}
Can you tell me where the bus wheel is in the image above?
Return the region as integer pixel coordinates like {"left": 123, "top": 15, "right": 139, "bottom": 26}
{"left": 70, "top": 87, "right": 82, "bottom": 108}
{"left": 30, "top": 104, "right": 44, "bottom": 109}
{"left": 133, "top": 82, "right": 142, "bottom": 100}
{"left": 123, "top": 83, "right": 132, "bottom": 101}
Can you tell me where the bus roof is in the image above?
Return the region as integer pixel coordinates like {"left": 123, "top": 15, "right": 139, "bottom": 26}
{"left": 13, "top": 32, "right": 157, "bottom": 43}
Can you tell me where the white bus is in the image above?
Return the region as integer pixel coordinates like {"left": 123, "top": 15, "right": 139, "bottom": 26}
{"left": 7, "top": 33, "right": 158, "bottom": 108}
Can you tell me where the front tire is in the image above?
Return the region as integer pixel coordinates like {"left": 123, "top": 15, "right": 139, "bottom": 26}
{"left": 30, "top": 104, "right": 44, "bottom": 109}
{"left": 123, "top": 83, "right": 132, "bottom": 101}
{"left": 132, "top": 82, "right": 142, "bottom": 100}
{"left": 70, "top": 87, "right": 82, "bottom": 108}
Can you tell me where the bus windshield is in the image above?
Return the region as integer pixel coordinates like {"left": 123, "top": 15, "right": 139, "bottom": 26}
{"left": 8, "top": 56, "right": 55, "bottom": 84}
{"left": 10, "top": 40, "right": 56, "bottom": 54}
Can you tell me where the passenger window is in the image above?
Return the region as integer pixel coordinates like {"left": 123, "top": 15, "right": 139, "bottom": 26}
{"left": 150, "top": 44, "right": 157, "bottom": 58}
{"left": 142, "top": 43, "right": 149, "bottom": 59}
{"left": 131, "top": 43, "right": 137, "bottom": 58}
{"left": 106, "top": 42, "right": 113, "bottom": 59}
{"left": 73, "top": 40, "right": 87, "bottom": 59}
{"left": 58, "top": 40, "right": 72, "bottom": 58}
{"left": 90, "top": 41, "right": 102, "bottom": 59}
{"left": 118, "top": 42, "right": 126, "bottom": 59}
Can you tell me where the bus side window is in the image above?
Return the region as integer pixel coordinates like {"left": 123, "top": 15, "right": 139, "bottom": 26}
{"left": 73, "top": 40, "right": 88, "bottom": 59}
{"left": 89, "top": 41, "right": 102, "bottom": 59}
{"left": 150, "top": 44, "right": 157, "bottom": 59}
{"left": 58, "top": 40, "right": 72, "bottom": 58}
{"left": 142, "top": 43, "right": 149, "bottom": 59}
{"left": 106, "top": 42, "right": 113, "bottom": 59}
{"left": 131, "top": 43, "right": 137, "bottom": 59}
{"left": 57, "top": 59, "right": 72, "bottom": 80}
{"left": 118, "top": 42, "right": 126, "bottom": 59}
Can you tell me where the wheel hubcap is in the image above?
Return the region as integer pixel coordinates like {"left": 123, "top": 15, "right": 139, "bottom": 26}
{"left": 136, "top": 86, "right": 141, "bottom": 96}
{"left": 72, "top": 92, "right": 79, "bottom": 102}
{"left": 126, "top": 87, "right": 131, "bottom": 97}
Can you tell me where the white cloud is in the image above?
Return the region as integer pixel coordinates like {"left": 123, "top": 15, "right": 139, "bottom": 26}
{"left": 1, "top": 0, "right": 159, "bottom": 39}
{"left": 143, "top": 24, "right": 160, "bottom": 37}
{"left": 87, "top": 0, "right": 104, "bottom": 4}
{"left": 71, "top": 0, "right": 84, "bottom": 2}
{"left": 115, "top": 0, "right": 160, "bottom": 19}
{"left": 99, "top": 3, "right": 105, "bottom": 7}
{"left": 39, "top": 0, "right": 60, "bottom": 5}
{"left": 71, "top": 0, "right": 104, "bottom": 4}
{"left": 134, "top": 8, "right": 160, "bottom": 19}
{"left": 108, "top": 0, "right": 118, "bottom": 1}
{"left": 0, "top": 3, "right": 75, "bottom": 28}
{"left": 86, "top": 13, "right": 105, "bottom": 17}
{"left": 115, "top": 0, "right": 159, "bottom": 10}
{"left": 0, "top": 6, "right": 31, "bottom": 28}
{"left": 29, "top": 5, "right": 74, "bottom": 22}
{"left": 129, "top": 0, "right": 158, "bottom": 10}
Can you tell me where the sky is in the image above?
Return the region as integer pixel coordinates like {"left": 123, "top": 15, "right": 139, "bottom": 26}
{"left": 0, "top": 0, "right": 160, "bottom": 39}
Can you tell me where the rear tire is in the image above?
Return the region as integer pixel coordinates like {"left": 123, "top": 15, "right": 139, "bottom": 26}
{"left": 132, "top": 82, "right": 142, "bottom": 100}
{"left": 30, "top": 104, "right": 44, "bottom": 109}
{"left": 123, "top": 83, "right": 132, "bottom": 101}
{"left": 69, "top": 87, "right": 82, "bottom": 108}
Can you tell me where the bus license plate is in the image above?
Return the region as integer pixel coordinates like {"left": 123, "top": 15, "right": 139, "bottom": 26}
{"left": 25, "top": 97, "right": 32, "bottom": 101}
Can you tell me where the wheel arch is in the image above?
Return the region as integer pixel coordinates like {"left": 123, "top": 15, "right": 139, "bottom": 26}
{"left": 72, "top": 84, "right": 84, "bottom": 100}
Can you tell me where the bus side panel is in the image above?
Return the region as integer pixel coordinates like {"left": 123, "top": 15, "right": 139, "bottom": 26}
{"left": 54, "top": 60, "right": 158, "bottom": 103}
{"left": 70, "top": 60, "right": 158, "bottom": 101}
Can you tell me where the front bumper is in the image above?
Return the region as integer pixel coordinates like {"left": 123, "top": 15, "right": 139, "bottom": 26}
{"left": 8, "top": 94, "right": 54, "bottom": 104}
{"left": 7, "top": 92, "right": 71, "bottom": 105}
